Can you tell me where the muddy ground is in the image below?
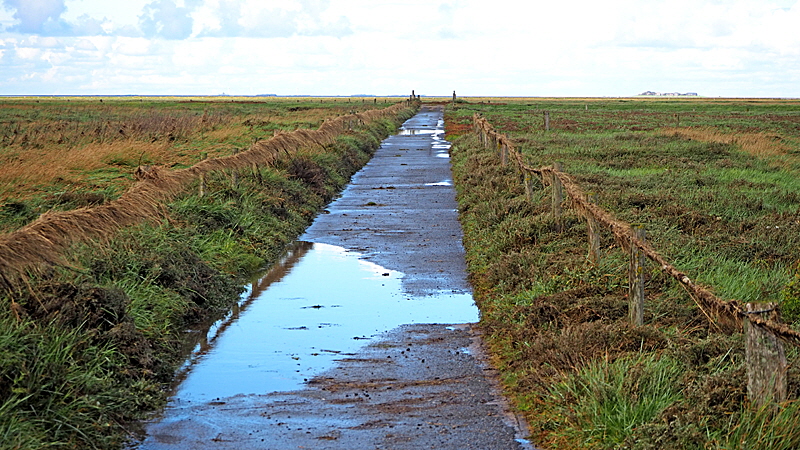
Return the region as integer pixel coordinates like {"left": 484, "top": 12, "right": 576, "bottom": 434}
{"left": 135, "top": 106, "right": 533, "bottom": 449}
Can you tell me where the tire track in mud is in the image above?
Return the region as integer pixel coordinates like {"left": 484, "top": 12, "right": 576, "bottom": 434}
{"left": 134, "top": 106, "right": 533, "bottom": 450}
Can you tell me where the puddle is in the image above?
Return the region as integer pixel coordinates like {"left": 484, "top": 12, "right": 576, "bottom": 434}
{"left": 425, "top": 180, "right": 453, "bottom": 186}
{"left": 398, "top": 128, "right": 437, "bottom": 135}
{"left": 167, "top": 242, "right": 478, "bottom": 405}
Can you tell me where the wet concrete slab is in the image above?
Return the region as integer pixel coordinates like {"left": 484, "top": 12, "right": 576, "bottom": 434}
{"left": 301, "top": 106, "right": 470, "bottom": 296}
{"left": 139, "top": 324, "right": 528, "bottom": 450}
{"left": 133, "top": 106, "right": 533, "bottom": 450}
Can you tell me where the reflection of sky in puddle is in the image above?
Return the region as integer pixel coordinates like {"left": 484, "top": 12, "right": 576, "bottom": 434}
{"left": 425, "top": 180, "right": 453, "bottom": 186}
{"left": 170, "top": 242, "right": 478, "bottom": 404}
{"left": 398, "top": 128, "right": 439, "bottom": 135}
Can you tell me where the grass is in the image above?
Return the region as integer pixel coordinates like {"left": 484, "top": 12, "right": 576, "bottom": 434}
{"left": 446, "top": 97, "right": 800, "bottom": 449}
{"left": 545, "top": 354, "right": 685, "bottom": 449}
{"left": 0, "top": 96, "right": 405, "bottom": 230}
{"left": 0, "top": 100, "right": 417, "bottom": 449}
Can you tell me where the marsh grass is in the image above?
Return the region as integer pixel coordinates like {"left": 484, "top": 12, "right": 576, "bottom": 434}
{"left": 716, "top": 400, "right": 800, "bottom": 450}
{"left": 546, "top": 354, "right": 685, "bottom": 449}
{"left": 0, "top": 97, "right": 400, "bottom": 208}
{"left": 447, "top": 98, "right": 800, "bottom": 449}
{"left": 0, "top": 102, "right": 416, "bottom": 449}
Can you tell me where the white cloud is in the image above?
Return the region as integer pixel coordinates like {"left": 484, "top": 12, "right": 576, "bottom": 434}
{"left": 139, "top": 0, "right": 198, "bottom": 39}
{"left": 2, "top": 0, "right": 68, "bottom": 34}
{"left": 0, "top": 0, "right": 799, "bottom": 96}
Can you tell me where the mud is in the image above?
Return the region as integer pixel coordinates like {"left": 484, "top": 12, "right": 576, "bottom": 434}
{"left": 134, "top": 106, "right": 533, "bottom": 449}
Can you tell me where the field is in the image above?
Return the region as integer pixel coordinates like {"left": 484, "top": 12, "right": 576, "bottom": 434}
{"left": 0, "top": 96, "right": 399, "bottom": 231}
{"left": 0, "top": 97, "right": 416, "bottom": 449}
{"left": 445, "top": 97, "right": 800, "bottom": 449}
{"left": 3, "top": 95, "right": 800, "bottom": 449}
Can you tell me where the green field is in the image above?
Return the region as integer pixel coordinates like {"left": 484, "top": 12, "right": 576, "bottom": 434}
{"left": 446, "top": 97, "right": 800, "bottom": 449}
{"left": 0, "top": 96, "right": 401, "bottom": 229}
{"left": 3, "top": 96, "right": 800, "bottom": 449}
{"left": 0, "top": 97, "right": 416, "bottom": 449}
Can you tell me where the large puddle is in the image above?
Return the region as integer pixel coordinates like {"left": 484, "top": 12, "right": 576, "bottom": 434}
{"left": 168, "top": 241, "right": 478, "bottom": 405}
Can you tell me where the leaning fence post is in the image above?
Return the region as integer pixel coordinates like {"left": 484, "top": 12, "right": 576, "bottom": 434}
{"left": 746, "top": 303, "right": 788, "bottom": 408}
{"left": 586, "top": 193, "right": 601, "bottom": 264}
{"left": 551, "top": 162, "right": 564, "bottom": 232}
{"left": 628, "top": 226, "right": 646, "bottom": 326}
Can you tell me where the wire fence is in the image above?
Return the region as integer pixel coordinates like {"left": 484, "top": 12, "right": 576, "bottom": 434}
{"left": 471, "top": 112, "right": 793, "bottom": 406}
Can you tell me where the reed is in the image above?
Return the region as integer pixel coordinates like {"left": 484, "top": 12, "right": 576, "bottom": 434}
{"left": 663, "top": 127, "right": 790, "bottom": 158}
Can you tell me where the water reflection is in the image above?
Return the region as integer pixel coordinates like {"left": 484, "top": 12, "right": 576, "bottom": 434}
{"left": 168, "top": 242, "right": 478, "bottom": 405}
{"left": 171, "top": 241, "right": 312, "bottom": 390}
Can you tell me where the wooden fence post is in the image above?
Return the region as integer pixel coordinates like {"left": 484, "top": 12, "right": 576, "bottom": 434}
{"left": 551, "top": 162, "right": 564, "bottom": 232}
{"left": 586, "top": 193, "right": 601, "bottom": 264}
{"left": 252, "top": 163, "right": 262, "bottom": 185}
{"left": 544, "top": 111, "right": 550, "bottom": 131}
{"left": 500, "top": 143, "right": 508, "bottom": 166}
{"left": 628, "top": 226, "right": 646, "bottom": 326}
{"left": 746, "top": 303, "right": 788, "bottom": 408}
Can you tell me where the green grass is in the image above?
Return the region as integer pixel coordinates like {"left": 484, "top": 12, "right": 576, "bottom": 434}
{"left": 716, "top": 401, "right": 800, "bottom": 450}
{"left": 0, "top": 96, "right": 406, "bottom": 219}
{"left": 545, "top": 354, "right": 685, "bottom": 449}
{"left": 447, "top": 98, "right": 800, "bottom": 449}
{"left": 0, "top": 103, "right": 417, "bottom": 449}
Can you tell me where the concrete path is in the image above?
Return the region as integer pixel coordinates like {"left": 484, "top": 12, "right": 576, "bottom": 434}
{"left": 302, "top": 105, "right": 470, "bottom": 297}
{"left": 134, "top": 106, "right": 532, "bottom": 450}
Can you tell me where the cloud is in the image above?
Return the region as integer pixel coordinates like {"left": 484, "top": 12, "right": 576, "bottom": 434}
{"left": 1, "top": 0, "right": 354, "bottom": 40}
{"left": 195, "top": 0, "right": 352, "bottom": 38}
{"left": 2, "top": 0, "right": 69, "bottom": 34}
{"left": 139, "top": 0, "right": 199, "bottom": 40}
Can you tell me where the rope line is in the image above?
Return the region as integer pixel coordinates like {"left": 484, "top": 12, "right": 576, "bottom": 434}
{"left": 471, "top": 113, "right": 800, "bottom": 345}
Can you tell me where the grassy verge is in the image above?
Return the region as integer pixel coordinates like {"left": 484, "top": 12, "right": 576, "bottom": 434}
{"left": 446, "top": 98, "right": 800, "bottom": 449}
{"left": 0, "top": 103, "right": 416, "bottom": 449}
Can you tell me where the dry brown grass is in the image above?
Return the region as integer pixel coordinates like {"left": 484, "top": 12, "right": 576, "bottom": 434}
{"left": 0, "top": 141, "right": 176, "bottom": 201}
{"left": 0, "top": 101, "right": 413, "bottom": 291}
{"left": 662, "top": 127, "right": 790, "bottom": 157}
{"left": 0, "top": 100, "right": 401, "bottom": 203}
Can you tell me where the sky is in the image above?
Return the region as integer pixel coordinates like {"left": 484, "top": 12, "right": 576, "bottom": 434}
{"left": 0, "top": 0, "right": 798, "bottom": 97}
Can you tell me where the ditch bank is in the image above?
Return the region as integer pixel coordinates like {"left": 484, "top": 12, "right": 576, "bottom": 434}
{"left": 133, "top": 106, "right": 532, "bottom": 449}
